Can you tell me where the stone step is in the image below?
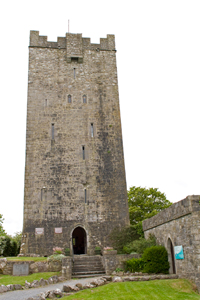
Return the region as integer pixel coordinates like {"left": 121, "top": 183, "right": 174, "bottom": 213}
{"left": 72, "top": 255, "right": 105, "bottom": 277}
{"left": 73, "top": 262, "right": 103, "bottom": 267}
{"left": 72, "top": 270, "right": 106, "bottom": 276}
{"left": 72, "top": 273, "right": 106, "bottom": 278}
{"left": 73, "top": 268, "right": 105, "bottom": 273}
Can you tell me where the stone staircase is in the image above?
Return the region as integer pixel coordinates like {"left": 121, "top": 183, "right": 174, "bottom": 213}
{"left": 72, "top": 255, "right": 106, "bottom": 277}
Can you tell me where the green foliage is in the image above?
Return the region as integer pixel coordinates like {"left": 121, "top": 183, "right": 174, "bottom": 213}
{"left": 2, "top": 236, "right": 19, "bottom": 257}
{"left": 115, "top": 268, "right": 124, "bottom": 272}
{"left": 47, "top": 254, "right": 65, "bottom": 262}
{"left": 12, "top": 231, "right": 22, "bottom": 254}
{"left": 142, "top": 245, "right": 170, "bottom": 274}
{"left": 123, "top": 235, "right": 156, "bottom": 255}
{"left": 0, "top": 236, "right": 6, "bottom": 255}
{"left": 125, "top": 257, "right": 144, "bottom": 272}
{"left": 0, "top": 214, "right": 5, "bottom": 236}
{"left": 64, "top": 248, "right": 70, "bottom": 256}
{"left": 133, "top": 221, "right": 144, "bottom": 238}
{"left": 128, "top": 186, "right": 172, "bottom": 225}
{"left": 109, "top": 225, "right": 140, "bottom": 253}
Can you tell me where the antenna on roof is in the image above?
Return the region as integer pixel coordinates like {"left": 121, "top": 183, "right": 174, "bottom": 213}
{"left": 68, "top": 20, "right": 70, "bottom": 33}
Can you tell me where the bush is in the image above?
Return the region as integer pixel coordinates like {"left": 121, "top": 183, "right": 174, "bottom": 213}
{"left": 109, "top": 226, "right": 140, "bottom": 253}
{"left": 47, "top": 254, "right": 65, "bottom": 262}
{"left": 142, "top": 245, "right": 169, "bottom": 274}
{"left": 125, "top": 257, "right": 144, "bottom": 272}
{"left": 123, "top": 235, "right": 156, "bottom": 254}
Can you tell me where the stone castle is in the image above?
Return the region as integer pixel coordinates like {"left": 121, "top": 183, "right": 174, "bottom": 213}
{"left": 21, "top": 31, "right": 129, "bottom": 256}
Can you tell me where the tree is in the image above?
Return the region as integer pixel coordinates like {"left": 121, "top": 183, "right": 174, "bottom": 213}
{"left": 128, "top": 186, "right": 172, "bottom": 225}
{"left": 0, "top": 214, "right": 5, "bottom": 235}
{"left": 12, "top": 232, "right": 22, "bottom": 254}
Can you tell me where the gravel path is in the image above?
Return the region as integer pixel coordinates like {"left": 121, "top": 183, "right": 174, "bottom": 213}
{"left": 0, "top": 277, "right": 101, "bottom": 300}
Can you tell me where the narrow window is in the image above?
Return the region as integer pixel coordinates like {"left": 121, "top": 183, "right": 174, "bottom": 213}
{"left": 51, "top": 124, "right": 54, "bottom": 139}
{"left": 41, "top": 189, "right": 43, "bottom": 201}
{"left": 73, "top": 68, "right": 76, "bottom": 79}
{"left": 45, "top": 99, "right": 47, "bottom": 107}
{"left": 84, "top": 189, "right": 87, "bottom": 204}
{"left": 91, "top": 123, "right": 94, "bottom": 137}
{"left": 41, "top": 187, "right": 46, "bottom": 201}
{"left": 83, "top": 95, "right": 87, "bottom": 103}
{"left": 82, "top": 146, "right": 85, "bottom": 160}
{"left": 68, "top": 95, "right": 71, "bottom": 103}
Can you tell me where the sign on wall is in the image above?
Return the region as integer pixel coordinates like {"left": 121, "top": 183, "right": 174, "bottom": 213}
{"left": 55, "top": 227, "right": 62, "bottom": 234}
{"left": 35, "top": 228, "right": 44, "bottom": 235}
{"left": 174, "top": 245, "right": 184, "bottom": 259}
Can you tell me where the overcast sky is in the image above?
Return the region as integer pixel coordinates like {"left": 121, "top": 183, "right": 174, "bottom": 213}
{"left": 1, "top": 0, "right": 200, "bottom": 236}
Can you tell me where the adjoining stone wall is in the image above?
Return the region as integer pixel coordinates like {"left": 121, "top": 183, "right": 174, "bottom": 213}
{"left": 102, "top": 253, "right": 140, "bottom": 275}
{"left": 22, "top": 31, "right": 129, "bottom": 256}
{"left": 143, "top": 195, "right": 200, "bottom": 290}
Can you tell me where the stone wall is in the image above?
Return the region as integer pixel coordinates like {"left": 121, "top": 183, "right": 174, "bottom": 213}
{"left": 143, "top": 195, "right": 200, "bottom": 290}
{"left": 22, "top": 31, "right": 129, "bottom": 256}
{"left": 0, "top": 259, "right": 62, "bottom": 275}
{"left": 102, "top": 253, "right": 140, "bottom": 275}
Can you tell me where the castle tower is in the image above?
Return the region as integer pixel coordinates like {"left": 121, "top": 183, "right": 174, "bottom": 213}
{"left": 21, "top": 31, "right": 129, "bottom": 256}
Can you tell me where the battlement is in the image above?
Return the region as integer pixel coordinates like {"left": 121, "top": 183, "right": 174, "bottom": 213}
{"left": 143, "top": 195, "right": 200, "bottom": 231}
{"left": 29, "top": 31, "right": 116, "bottom": 51}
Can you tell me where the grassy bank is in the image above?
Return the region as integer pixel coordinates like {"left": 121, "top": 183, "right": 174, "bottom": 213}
{"left": 62, "top": 279, "right": 200, "bottom": 300}
{"left": 6, "top": 257, "right": 47, "bottom": 262}
{"left": 0, "top": 272, "right": 60, "bottom": 286}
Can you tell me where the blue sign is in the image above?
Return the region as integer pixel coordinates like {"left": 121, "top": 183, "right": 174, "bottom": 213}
{"left": 174, "top": 245, "right": 184, "bottom": 259}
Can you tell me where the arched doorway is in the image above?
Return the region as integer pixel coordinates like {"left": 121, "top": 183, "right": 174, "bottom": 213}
{"left": 72, "top": 227, "right": 87, "bottom": 255}
{"left": 167, "top": 238, "right": 176, "bottom": 274}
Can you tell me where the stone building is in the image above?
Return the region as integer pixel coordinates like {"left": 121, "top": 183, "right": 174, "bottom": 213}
{"left": 21, "top": 31, "right": 129, "bottom": 256}
{"left": 143, "top": 195, "right": 200, "bottom": 290}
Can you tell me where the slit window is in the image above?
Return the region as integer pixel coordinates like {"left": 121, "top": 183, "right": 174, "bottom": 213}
{"left": 71, "top": 57, "right": 79, "bottom": 62}
{"left": 73, "top": 68, "right": 76, "bottom": 79}
{"left": 84, "top": 189, "right": 87, "bottom": 203}
{"left": 51, "top": 124, "right": 54, "bottom": 139}
{"left": 68, "top": 95, "right": 72, "bottom": 103}
{"left": 82, "top": 146, "right": 85, "bottom": 160}
{"left": 91, "top": 123, "right": 94, "bottom": 137}
{"left": 83, "top": 95, "right": 87, "bottom": 103}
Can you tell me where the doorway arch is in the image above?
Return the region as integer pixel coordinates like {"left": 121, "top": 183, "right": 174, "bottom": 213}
{"left": 167, "top": 238, "right": 176, "bottom": 274}
{"left": 72, "top": 226, "right": 87, "bottom": 255}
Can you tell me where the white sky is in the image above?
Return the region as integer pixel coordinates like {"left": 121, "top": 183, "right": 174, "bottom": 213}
{"left": 1, "top": 0, "right": 200, "bottom": 236}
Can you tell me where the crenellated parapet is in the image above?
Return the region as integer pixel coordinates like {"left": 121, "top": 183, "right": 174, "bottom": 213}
{"left": 29, "top": 31, "right": 115, "bottom": 51}
{"left": 30, "top": 31, "right": 116, "bottom": 63}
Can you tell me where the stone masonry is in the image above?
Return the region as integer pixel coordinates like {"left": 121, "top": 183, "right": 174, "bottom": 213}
{"left": 143, "top": 195, "right": 200, "bottom": 290}
{"left": 21, "top": 31, "right": 130, "bottom": 256}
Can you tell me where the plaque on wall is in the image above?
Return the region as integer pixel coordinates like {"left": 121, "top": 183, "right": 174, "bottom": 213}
{"left": 35, "top": 228, "right": 44, "bottom": 235}
{"left": 174, "top": 245, "right": 184, "bottom": 259}
{"left": 55, "top": 227, "right": 62, "bottom": 234}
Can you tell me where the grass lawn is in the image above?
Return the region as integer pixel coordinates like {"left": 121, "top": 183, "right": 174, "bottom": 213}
{"left": 6, "top": 257, "right": 47, "bottom": 262}
{"left": 0, "top": 272, "right": 60, "bottom": 286}
{"left": 61, "top": 279, "right": 200, "bottom": 300}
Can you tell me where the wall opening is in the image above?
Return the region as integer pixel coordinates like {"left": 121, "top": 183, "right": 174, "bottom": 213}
{"left": 167, "top": 238, "right": 176, "bottom": 274}
{"left": 72, "top": 227, "right": 87, "bottom": 255}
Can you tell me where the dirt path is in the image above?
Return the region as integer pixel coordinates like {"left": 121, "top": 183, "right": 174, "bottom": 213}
{"left": 0, "top": 277, "right": 101, "bottom": 300}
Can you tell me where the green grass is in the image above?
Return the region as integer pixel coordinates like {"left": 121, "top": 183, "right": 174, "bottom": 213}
{"left": 61, "top": 279, "right": 200, "bottom": 300}
{"left": 0, "top": 272, "right": 60, "bottom": 286}
{"left": 6, "top": 256, "right": 47, "bottom": 262}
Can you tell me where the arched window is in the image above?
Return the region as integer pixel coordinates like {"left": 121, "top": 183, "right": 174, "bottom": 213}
{"left": 83, "top": 95, "right": 87, "bottom": 103}
{"left": 68, "top": 95, "right": 72, "bottom": 103}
